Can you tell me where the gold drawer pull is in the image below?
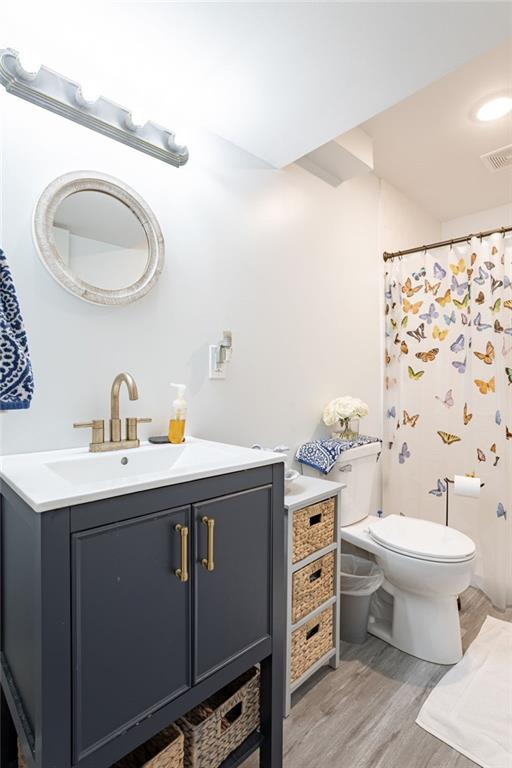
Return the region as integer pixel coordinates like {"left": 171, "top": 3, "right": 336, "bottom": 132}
{"left": 175, "top": 524, "right": 189, "bottom": 582}
{"left": 201, "top": 516, "right": 215, "bottom": 572}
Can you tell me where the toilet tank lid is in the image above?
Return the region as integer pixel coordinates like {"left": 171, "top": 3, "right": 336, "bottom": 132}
{"left": 335, "top": 440, "right": 382, "bottom": 463}
{"left": 368, "top": 515, "right": 476, "bottom": 562}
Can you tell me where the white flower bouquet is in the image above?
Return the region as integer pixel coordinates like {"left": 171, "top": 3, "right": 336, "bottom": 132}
{"left": 322, "top": 396, "right": 369, "bottom": 438}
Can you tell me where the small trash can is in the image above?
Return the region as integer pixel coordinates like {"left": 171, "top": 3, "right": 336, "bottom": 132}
{"left": 340, "top": 554, "right": 384, "bottom": 644}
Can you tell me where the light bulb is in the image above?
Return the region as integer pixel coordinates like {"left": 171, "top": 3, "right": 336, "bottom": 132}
{"left": 125, "top": 111, "right": 148, "bottom": 131}
{"left": 75, "top": 83, "right": 101, "bottom": 108}
{"left": 15, "top": 49, "right": 42, "bottom": 81}
{"left": 476, "top": 96, "right": 512, "bottom": 122}
{"left": 167, "top": 132, "right": 186, "bottom": 153}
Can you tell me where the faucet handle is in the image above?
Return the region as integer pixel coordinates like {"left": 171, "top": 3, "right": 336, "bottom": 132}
{"left": 73, "top": 419, "right": 105, "bottom": 445}
{"left": 126, "top": 417, "right": 152, "bottom": 442}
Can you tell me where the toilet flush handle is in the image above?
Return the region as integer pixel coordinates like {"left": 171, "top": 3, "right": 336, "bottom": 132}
{"left": 338, "top": 464, "right": 352, "bottom": 473}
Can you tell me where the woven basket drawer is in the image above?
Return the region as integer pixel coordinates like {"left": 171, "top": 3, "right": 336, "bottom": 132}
{"left": 178, "top": 667, "right": 260, "bottom": 768}
{"left": 291, "top": 606, "right": 334, "bottom": 684}
{"left": 113, "top": 723, "right": 184, "bottom": 768}
{"left": 292, "top": 551, "right": 335, "bottom": 623}
{"left": 292, "top": 498, "right": 335, "bottom": 564}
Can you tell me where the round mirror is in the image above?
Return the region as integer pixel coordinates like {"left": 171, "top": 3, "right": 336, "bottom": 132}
{"left": 33, "top": 172, "right": 164, "bottom": 305}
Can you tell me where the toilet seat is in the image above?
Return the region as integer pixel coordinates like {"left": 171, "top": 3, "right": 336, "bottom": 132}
{"left": 368, "top": 515, "right": 476, "bottom": 563}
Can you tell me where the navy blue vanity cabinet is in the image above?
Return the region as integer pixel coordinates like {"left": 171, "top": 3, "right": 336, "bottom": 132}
{"left": 0, "top": 464, "right": 285, "bottom": 768}
{"left": 72, "top": 505, "right": 192, "bottom": 761}
{"left": 194, "top": 487, "right": 271, "bottom": 681}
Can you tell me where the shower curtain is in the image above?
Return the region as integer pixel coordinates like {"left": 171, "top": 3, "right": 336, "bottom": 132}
{"left": 383, "top": 233, "right": 512, "bottom": 610}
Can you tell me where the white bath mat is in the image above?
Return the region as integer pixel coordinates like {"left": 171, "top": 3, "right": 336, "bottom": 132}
{"left": 416, "top": 616, "right": 512, "bottom": 768}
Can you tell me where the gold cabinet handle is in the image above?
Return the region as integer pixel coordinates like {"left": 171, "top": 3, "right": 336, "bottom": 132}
{"left": 175, "top": 524, "right": 189, "bottom": 583}
{"left": 201, "top": 516, "right": 215, "bottom": 572}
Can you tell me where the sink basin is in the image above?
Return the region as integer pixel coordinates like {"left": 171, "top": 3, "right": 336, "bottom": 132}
{"left": 0, "top": 437, "right": 285, "bottom": 512}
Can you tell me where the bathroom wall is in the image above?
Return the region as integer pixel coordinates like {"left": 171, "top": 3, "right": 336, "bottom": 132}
{"left": 377, "top": 181, "right": 443, "bottom": 436}
{"left": 0, "top": 92, "right": 440, "bottom": 458}
{"left": 441, "top": 203, "right": 512, "bottom": 239}
{"left": 379, "top": 180, "right": 442, "bottom": 254}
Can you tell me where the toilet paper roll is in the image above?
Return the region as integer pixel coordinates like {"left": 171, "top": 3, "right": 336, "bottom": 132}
{"left": 453, "top": 475, "right": 481, "bottom": 498}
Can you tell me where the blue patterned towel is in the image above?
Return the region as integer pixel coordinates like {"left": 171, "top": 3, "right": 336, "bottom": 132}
{"left": 296, "top": 435, "right": 381, "bottom": 474}
{"left": 0, "top": 250, "right": 34, "bottom": 409}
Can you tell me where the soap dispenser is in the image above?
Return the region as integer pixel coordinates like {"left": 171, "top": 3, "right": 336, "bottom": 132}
{"left": 168, "top": 383, "right": 187, "bottom": 444}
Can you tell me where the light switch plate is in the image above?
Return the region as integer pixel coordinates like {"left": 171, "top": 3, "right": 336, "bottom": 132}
{"left": 209, "top": 345, "right": 225, "bottom": 379}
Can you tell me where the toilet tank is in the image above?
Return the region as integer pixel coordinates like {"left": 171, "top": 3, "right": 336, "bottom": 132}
{"left": 302, "top": 441, "right": 382, "bottom": 526}
{"left": 337, "top": 442, "right": 382, "bottom": 526}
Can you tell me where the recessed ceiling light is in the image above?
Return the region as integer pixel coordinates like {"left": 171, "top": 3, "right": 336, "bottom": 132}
{"left": 476, "top": 96, "right": 512, "bottom": 122}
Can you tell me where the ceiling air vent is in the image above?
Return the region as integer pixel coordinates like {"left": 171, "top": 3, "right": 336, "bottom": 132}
{"left": 481, "top": 144, "right": 512, "bottom": 172}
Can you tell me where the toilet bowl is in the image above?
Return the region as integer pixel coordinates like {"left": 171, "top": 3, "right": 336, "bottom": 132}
{"left": 341, "top": 513, "right": 476, "bottom": 664}
{"left": 302, "top": 440, "right": 476, "bottom": 664}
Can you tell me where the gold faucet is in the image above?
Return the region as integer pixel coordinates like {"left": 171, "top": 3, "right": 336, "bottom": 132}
{"left": 74, "top": 372, "right": 151, "bottom": 452}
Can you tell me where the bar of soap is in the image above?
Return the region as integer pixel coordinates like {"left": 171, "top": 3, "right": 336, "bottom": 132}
{"left": 148, "top": 435, "right": 170, "bottom": 444}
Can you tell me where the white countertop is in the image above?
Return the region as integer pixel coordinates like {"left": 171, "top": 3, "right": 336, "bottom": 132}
{"left": 0, "top": 437, "right": 285, "bottom": 513}
{"left": 285, "top": 474, "right": 344, "bottom": 512}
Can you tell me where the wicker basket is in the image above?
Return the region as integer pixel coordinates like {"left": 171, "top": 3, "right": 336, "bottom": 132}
{"left": 113, "top": 723, "right": 184, "bottom": 768}
{"left": 178, "top": 667, "right": 260, "bottom": 768}
{"left": 292, "top": 498, "right": 335, "bottom": 564}
{"left": 292, "top": 551, "right": 335, "bottom": 623}
{"left": 291, "top": 606, "right": 334, "bottom": 683}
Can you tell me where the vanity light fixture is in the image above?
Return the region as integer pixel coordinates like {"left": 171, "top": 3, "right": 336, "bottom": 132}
{"left": 74, "top": 84, "right": 101, "bottom": 109}
{"left": 0, "top": 48, "right": 189, "bottom": 167}
{"left": 13, "top": 49, "right": 41, "bottom": 82}
{"left": 474, "top": 94, "right": 512, "bottom": 122}
{"left": 124, "top": 111, "right": 148, "bottom": 132}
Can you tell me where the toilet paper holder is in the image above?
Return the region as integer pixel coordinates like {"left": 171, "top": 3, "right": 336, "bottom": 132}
{"left": 444, "top": 477, "right": 485, "bottom": 527}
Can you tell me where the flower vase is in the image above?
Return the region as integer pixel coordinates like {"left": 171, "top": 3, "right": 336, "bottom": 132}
{"left": 332, "top": 418, "right": 360, "bottom": 441}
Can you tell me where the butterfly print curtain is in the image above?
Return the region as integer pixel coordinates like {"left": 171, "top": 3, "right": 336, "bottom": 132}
{"left": 384, "top": 233, "right": 512, "bottom": 610}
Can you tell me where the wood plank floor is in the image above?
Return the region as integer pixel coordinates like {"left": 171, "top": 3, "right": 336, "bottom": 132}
{"left": 245, "top": 587, "right": 512, "bottom": 768}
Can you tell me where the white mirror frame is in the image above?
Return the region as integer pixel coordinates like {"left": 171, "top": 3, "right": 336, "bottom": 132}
{"left": 33, "top": 171, "right": 165, "bottom": 306}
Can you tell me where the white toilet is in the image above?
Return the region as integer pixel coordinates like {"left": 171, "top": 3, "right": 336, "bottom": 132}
{"left": 304, "top": 441, "right": 476, "bottom": 664}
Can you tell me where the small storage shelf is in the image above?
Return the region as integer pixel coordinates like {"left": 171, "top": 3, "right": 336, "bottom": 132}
{"left": 290, "top": 542, "right": 337, "bottom": 573}
{"left": 289, "top": 649, "right": 337, "bottom": 694}
{"left": 284, "top": 477, "right": 344, "bottom": 717}
{"left": 291, "top": 595, "right": 337, "bottom": 631}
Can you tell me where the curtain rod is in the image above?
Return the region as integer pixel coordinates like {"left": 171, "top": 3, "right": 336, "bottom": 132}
{"left": 383, "top": 225, "right": 512, "bottom": 262}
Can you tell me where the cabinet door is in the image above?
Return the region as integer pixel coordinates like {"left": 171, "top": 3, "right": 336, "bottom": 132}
{"left": 72, "top": 506, "right": 191, "bottom": 761}
{"left": 194, "top": 486, "right": 271, "bottom": 681}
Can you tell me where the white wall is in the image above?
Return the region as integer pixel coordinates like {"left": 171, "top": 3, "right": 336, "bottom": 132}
{"left": 0, "top": 93, "right": 440, "bottom": 459}
{"left": 442, "top": 203, "right": 512, "bottom": 239}
{"left": 379, "top": 180, "right": 442, "bottom": 253}
{"left": 1, "top": 92, "right": 379, "bottom": 456}
{"left": 377, "top": 180, "right": 442, "bottom": 434}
